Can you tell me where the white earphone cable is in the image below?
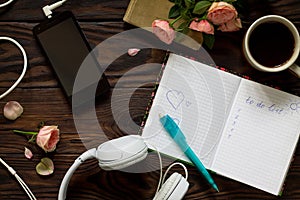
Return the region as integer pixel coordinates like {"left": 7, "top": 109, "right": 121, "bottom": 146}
{"left": 161, "top": 162, "right": 188, "bottom": 184}
{"left": 149, "top": 145, "right": 163, "bottom": 195}
{"left": 15, "top": 174, "right": 37, "bottom": 200}
{"left": 0, "top": 0, "right": 14, "bottom": 8}
{"left": 149, "top": 145, "right": 188, "bottom": 197}
{"left": 143, "top": 138, "right": 188, "bottom": 196}
{"left": 0, "top": 36, "right": 27, "bottom": 100}
{"left": 0, "top": 157, "right": 36, "bottom": 200}
{"left": 0, "top": 1, "right": 70, "bottom": 200}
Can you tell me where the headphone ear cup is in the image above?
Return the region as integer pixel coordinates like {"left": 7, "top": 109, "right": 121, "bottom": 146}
{"left": 153, "top": 172, "right": 189, "bottom": 200}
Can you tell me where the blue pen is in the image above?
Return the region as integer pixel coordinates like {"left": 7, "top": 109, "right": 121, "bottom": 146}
{"left": 159, "top": 114, "right": 219, "bottom": 192}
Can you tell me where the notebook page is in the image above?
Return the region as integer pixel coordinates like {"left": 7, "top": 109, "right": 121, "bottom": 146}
{"left": 212, "top": 79, "right": 300, "bottom": 195}
{"left": 142, "top": 54, "right": 241, "bottom": 168}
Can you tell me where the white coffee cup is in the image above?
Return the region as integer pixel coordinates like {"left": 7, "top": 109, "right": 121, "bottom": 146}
{"left": 243, "top": 15, "right": 300, "bottom": 77}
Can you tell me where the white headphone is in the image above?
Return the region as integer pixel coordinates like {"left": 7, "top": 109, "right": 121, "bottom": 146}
{"left": 58, "top": 135, "right": 189, "bottom": 200}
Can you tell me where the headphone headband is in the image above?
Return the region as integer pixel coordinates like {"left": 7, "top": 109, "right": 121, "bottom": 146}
{"left": 58, "top": 148, "right": 97, "bottom": 200}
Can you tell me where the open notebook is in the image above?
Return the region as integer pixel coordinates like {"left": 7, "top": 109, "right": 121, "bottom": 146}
{"left": 142, "top": 53, "right": 300, "bottom": 195}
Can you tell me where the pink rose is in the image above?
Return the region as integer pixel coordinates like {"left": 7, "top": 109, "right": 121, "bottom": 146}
{"left": 152, "top": 19, "right": 175, "bottom": 44}
{"left": 36, "top": 126, "right": 60, "bottom": 152}
{"left": 189, "top": 19, "right": 214, "bottom": 35}
{"left": 207, "top": 2, "right": 238, "bottom": 25}
{"left": 218, "top": 18, "right": 242, "bottom": 32}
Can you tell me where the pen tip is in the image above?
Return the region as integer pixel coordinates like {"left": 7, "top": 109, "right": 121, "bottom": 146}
{"left": 213, "top": 184, "right": 219, "bottom": 192}
{"left": 158, "top": 113, "right": 163, "bottom": 118}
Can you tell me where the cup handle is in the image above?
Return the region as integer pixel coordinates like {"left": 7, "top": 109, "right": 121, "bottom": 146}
{"left": 288, "top": 63, "right": 300, "bottom": 78}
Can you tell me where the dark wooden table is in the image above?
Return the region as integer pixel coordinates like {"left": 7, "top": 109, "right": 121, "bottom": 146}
{"left": 0, "top": 0, "right": 300, "bottom": 199}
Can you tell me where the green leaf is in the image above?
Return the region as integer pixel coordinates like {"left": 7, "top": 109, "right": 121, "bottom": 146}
{"left": 180, "top": 9, "right": 192, "bottom": 20}
{"left": 203, "top": 33, "right": 215, "bottom": 49}
{"left": 176, "top": 0, "right": 184, "bottom": 4}
{"left": 169, "top": 5, "right": 181, "bottom": 19}
{"left": 178, "top": 21, "right": 189, "bottom": 29}
{"left": 192, "top": 1, "right": 212, "bottom": 15}
{"left": 184, "top": 0, "right": 195, "bottom": 8}
{"left": 177, "top": 21, "right": 190, "bottom": 33}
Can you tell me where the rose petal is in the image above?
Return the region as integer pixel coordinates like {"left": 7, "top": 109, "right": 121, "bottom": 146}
{"left": 24, "top": 147, "right": 33, "bottom": 159}
{"left": 127, "top": 48, "right": 141, "bottom": 56}
{"left": 36, "top": 157, "right": 54, "bottom": 176}
{"left": 3, "top": 101, "right": 24, "bottom": 120}
{"left": 189, "top": 19, "right": 214, "bottom": 35}
{"left": 128, "top": 48, "right": 141, "bottom": 56}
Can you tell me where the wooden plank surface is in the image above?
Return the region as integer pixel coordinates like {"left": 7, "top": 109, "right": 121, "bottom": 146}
{"left": 0, "top": 0, "right": 300, "bottom": 199}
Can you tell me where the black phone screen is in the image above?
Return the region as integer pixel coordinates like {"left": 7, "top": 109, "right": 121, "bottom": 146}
{"left": 33, "top": 11, "right": 109, "bottom": 105}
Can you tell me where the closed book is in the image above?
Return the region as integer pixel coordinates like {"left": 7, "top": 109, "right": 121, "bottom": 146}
{"left": 123, "top": 0, "right": 203, "bottom": 49}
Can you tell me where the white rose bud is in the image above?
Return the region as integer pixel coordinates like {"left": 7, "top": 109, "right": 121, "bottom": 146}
{"left": 3, "top": 101, "right": 24, "bottom": 120}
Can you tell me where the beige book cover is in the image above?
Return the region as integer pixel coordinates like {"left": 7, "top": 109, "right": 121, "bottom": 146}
{"left": 123, "top": 0, "right": 203, "bottom": 49}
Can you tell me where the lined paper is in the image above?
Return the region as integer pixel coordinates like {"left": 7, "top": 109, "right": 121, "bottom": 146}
{"left": 142, "top": 54, "right": 241, "bottom": 167}
{"left": 212, "top": 79, "right": 300, "bottom": 195}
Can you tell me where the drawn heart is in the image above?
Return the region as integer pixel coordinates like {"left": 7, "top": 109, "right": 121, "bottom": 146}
{"left": 166, "top": 90, "right": 185, "bottom": 110}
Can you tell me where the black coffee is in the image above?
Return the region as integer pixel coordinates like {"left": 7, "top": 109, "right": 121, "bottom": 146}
{"left": 249, "top": 22, "right": 295, "bottom": 67}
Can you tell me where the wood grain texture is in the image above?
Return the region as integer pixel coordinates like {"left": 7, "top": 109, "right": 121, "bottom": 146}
{"left": 0, "top": 0, "right": 300, "bottom": 199}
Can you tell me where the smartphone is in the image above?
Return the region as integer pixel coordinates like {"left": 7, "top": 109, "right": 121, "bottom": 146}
{"left": 33, "top": 11, "right": 110, "bottom": 106}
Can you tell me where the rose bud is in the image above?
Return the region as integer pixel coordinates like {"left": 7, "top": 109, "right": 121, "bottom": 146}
{"left": 152, "top": 19, "right": 175, "bottom": 44}
{"left": 207, "top": 2, "right": 238, "bottom": 25}
{"left": 36, "top": 126, "right": 60, "bottom": 152}
{"left": 3, "top": 101, "right": 24, "bottom": 120}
